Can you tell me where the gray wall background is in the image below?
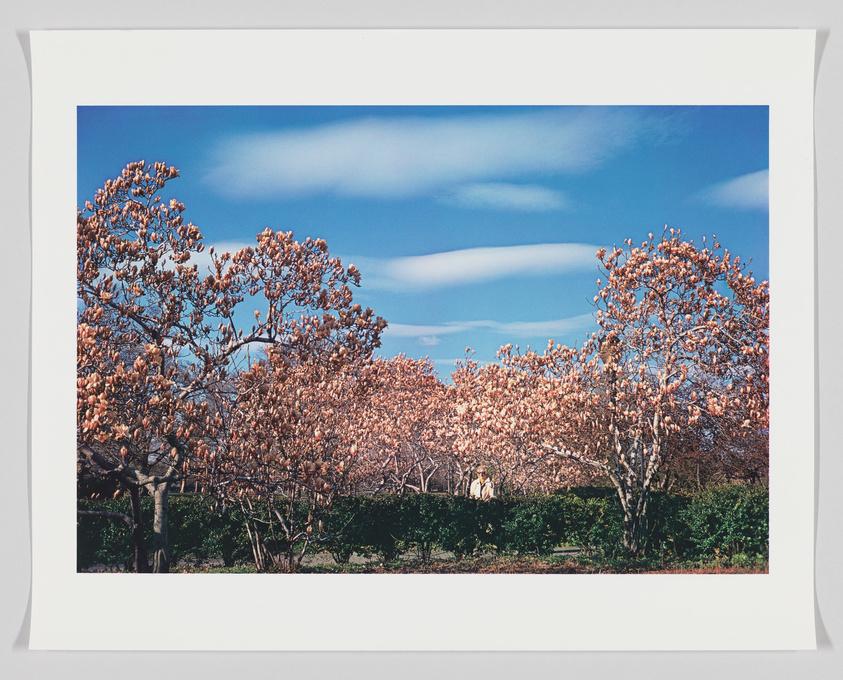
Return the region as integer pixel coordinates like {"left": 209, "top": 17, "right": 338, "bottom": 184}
{"left": 2, "top": 2, "right": 840, "bottom": 678}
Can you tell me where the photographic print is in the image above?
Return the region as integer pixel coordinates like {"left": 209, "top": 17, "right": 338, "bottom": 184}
{"left": 31, "top": 29, "right": 815, "bottom": 650}
{"left": 75, "top": 104, "right": 771, "bottom": 577}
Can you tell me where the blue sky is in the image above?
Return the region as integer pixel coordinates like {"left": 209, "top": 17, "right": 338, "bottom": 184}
{"left": 77, "top": 106, "right": 769, "bottom": 375}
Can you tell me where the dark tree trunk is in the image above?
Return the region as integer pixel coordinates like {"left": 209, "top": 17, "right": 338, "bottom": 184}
{"left": 150, "top": 481, "right": 171, "bottom": 573}
{"left": 128, "top": 485, "right": 151, "bottom": 573}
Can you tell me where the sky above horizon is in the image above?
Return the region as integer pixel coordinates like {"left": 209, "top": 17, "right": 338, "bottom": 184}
{"left": 77, "top": 105, "right": 769, "bottom": 376}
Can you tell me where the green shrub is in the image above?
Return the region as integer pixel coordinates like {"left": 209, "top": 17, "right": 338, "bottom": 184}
{"left": 640, "top": 490, "right": 692, "bottom": 558}
{"left": 79, "top": 483, "right": 769, "bottom": 570}
{"left": 679, "top": 483, "right": 769, "bottom": 559}
{"left": 319, "top": 496, "right": 359, "bottom": 564}
{"left": 323, "top": 494, "right": 404, "bottom": 562}
{"left": 166, "top": 494, "right": 253, "bottom": 567}
{"left": 77, "top": 493, "right": 252, "bottom": 570}
{"left": 562, "top": 486, "right": 618, "bottom": 501}
{"left": 358, "top": 494, "right": 403, "bottom": 561}
{"left": 77, "top": 497, "right": 139, "bottom": 570}
{"left": 398, "top": 493, "right": 447, "bottom": 562}
{"left": 436, "top": 495, "right": 486, "bottom": 558}
{"left": 560, "top": 494, "right": 623, "bottom": 556}
{"left": 498, "top": 495, "right": 566, "bottom": 556}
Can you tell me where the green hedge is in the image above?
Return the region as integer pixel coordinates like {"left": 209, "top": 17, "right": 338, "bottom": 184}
{"left": 319, "top": 494, "right": 403, "bottom": 562}
{"left": 77, "top": 494, "right": 253, "bottom": 570}
{"left": 78, "top": 484, "right": 768, "bottom": 568}
{"left": 325, "top": 490, "right": 664, "bottom": 562}
{"left": 77, "top": 497, "right": 139, "bottom": 570}
{"left": 678, "top": 484, "right": 769, "bottom": 559}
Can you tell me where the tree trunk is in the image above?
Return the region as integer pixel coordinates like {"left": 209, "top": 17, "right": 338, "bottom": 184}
{"left": 150, "top": 481, "right": 171, "bottom": 573}
{"left": 243, "top": 515, "right": 265, "bottom": 572}
{"left": 621, "top": 507, "right": 642, "bottom": 554}
{"left": 616, "top": 483, "right": 647, "bottom": 555}
{"left": 128, "top": 486, "right": 151, "bottom": 573}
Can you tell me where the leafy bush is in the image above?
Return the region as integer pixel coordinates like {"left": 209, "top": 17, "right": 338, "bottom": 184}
{"left": 318, "top": 496, "right": 359, "bottom": 564}
{"left": 398, "top": 493, "right": 447, "bottom": 562}
{"left": 436, "top": 495, "right": 487, "bottom": 558}
{"left": 559, "top": 494, "right": 623, "bottom": 556}
{"left": 77, "top": 494, "right": 252, "bottom": 570}
{"left": 323, "top": 494, "right": 403, "bottom": 562}
{"left": 79, "top": 484, "right": 769, "bottom": 569}
{"left": 639, "top": 490, "right": 692, "bottom": 558}
{"left": 498, "top": 495, "right": 566, "bottom": 556}
{"left": 166, "top": 494, "right": 253, "bottom": 567}
{"left": 77, "top": 497, "right": 139, "bottom": 570}
{"left": 562, "top": 486, "right": 618, "bottom": 501}
{"left": 679, "top": 484, "right": 768, "bottom": 559}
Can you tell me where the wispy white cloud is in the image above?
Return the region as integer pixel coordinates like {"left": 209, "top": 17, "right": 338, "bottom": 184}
{"left": 438, "top": 182, "right": 570, "bottom": 211}
{"left": 205, "top": 108, "right": 662, "bottom": 200}
{"left": 386, "top": 323, "right": 469, "bottom": 338}
{"left": 491, "top": 314, "right": 596, "bottom": 338}
{"left": 694, "top": 169, "right": 769, "bottom": 211}
{"left": 384, "top": 322, "right": 466, "bottom": 351}
{"left": 350, "top": 243, "right": 599, "bottom": 291}
{"left": 383, "top": 314, "right": 595, "bottom": 344}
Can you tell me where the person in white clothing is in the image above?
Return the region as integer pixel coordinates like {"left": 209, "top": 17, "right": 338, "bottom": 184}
{"left": 469, "top": 466, "right": 496, "bottom": 500}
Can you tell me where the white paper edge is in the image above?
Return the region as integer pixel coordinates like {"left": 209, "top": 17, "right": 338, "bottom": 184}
{"left": 28, "top": 28, "right": 817, "bottom": 651}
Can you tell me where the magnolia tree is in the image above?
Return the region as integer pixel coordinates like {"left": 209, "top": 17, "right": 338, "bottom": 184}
{"left": 350, "top": 356, "right": 454, "bottom": 495}
{"left": 650, "top": 383, "right": 769, "bottom": 491}
{"left": 214, "top": 351, "right": 377, "bottom": 571}
{"left": 484, "top": 231, "right": 769, "bottom": 553}
{"left": 77, "top": 161, "right": 385, "bottom": 572}
{"left": 209, "top": 355, "right": 450, "bottom": 570}
{"left": 450, "top": 352, "right": 599, "bottom": 496}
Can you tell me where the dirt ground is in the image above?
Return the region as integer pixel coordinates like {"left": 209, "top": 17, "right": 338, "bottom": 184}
{"left": 302, "top": 547, "right": 580, "bottom": 567}
{"left": 81, "top": 547, "right": 583, "bottom": 572}
{"left": 84, "top": 546, "right": 768, "bottom": 574}
{"left": 299, "top": 546, "right": 582, "bottom": 567}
